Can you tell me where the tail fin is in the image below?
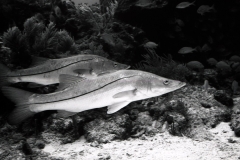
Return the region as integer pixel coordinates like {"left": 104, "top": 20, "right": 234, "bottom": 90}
{"left": 0, "top": 63, "right": 11, "bottom": 87}
{"left": 1, "top": 86, "right": 33, "bottom": 105}
{"left": 7, "top": 104, "right": 35, "bottom": 125}
{"left": 1, "top": 86, "right": 36, "bottom": 125}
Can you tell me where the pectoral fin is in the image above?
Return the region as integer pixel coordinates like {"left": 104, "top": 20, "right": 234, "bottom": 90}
{"left": 56, "top": 74, "right": 86, "bottom": 91}
{"left": 56, "top": 110, "right": 78, "bottom": 118}
{"left": 107, "top": 102, "right": 130, "bottom": 114}
{"left": 73, "top": 69, "right": 97, "bottom": 77}
{"left": 113, "top": 89, "right": 137, "bottom": 99}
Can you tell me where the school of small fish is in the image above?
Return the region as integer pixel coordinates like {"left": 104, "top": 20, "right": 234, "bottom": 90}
{"left": 0, "top": 54, "right": 186, "bottom": 125}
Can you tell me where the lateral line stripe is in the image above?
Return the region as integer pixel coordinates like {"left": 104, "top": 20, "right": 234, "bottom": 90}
{"left": 33, "top": 75, "right": 139, "bottom": 104}
{"left": 7, "top": 58, "right": 95, "bottom": 77}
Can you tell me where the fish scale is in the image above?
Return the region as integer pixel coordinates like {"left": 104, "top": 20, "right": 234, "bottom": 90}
{"left": 0, "top": 54, "right": 130, "bottom": 86}
{"left": 2, "top": 70, "right": 186, "bottom": 124}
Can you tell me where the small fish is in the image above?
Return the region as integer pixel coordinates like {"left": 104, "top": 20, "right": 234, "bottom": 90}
{"left": 2, "top": 70, "right": 186, "bottom": 124}
{"left": 101, "top": 33, "right": 115, "bottom": 46}
{"left": 232, "top": 80, "right": 238, "bottom": 94}
{"left": 176, "top": 1, "right": 195, "bottom": 9}
{"left": 0, "top": 54, "right": 130, "bottom": 87}
{"left": 197, "top": 5, "right": 215, "bottom": 15}
{"left": 143, "top": 42, "right": 158, "bottom": 49}
{"left": 54, "top": 6, "right": 62, "bottom": 18}
{"left": 175, "top": 19, "right": 185, "bottom": 27}
{"left": 178, "top": 47, "right": 197, "bottom": 54}
{"left": 201, "top": 43, "right": 211, "bottom": 52}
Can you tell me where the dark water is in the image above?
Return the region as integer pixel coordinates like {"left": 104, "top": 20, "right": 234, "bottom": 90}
{"left": 72, "top": 0, "right": 99, "bottom": 5}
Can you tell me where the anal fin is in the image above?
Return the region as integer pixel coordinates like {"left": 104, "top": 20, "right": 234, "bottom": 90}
{"left": 56, "top": 110, "right": 78, "bottom": 118}
{"left": 107, "top": 101, "right": 130, "bottom": 114}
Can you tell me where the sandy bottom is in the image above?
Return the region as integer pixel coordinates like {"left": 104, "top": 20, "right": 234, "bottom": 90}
{"left": 41, "top": 122, "right": 240, "bottom": 160}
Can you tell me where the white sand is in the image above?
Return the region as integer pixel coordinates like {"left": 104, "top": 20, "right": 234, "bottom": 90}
{"left": 42, "top": 122, "right": 240, "bottom": 160}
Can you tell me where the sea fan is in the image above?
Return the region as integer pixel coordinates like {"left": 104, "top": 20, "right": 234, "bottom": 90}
{"left": 32, "top": 22, "right": 59, "bottom": 56}
{"left": 136, "top": 48, "right": 190, "bottom": 81}
{"left": 56, "top": 30, "right": 75, "bottom": 53}
{"left": 2, "top": 26, "right": 27, "bottom": 53}
{"left": 23, "top": 17, "right": 45, "bottom": 48}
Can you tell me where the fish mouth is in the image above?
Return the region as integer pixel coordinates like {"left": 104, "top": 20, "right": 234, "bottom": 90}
{"left": 178, "top": 82, "right": 186, "bottom": 88}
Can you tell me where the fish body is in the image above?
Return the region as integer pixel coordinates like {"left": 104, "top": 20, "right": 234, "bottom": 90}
{"left": 201, "top": 44, "right": 211, "bottom": 52}
{"left": 101, "top": 33, "right": 115, "bottom": 46}
{"left": 2, "top": 70, "right": 186, "bottom": 124}
{"left": 175, "top": 19, "right": 185, "bottom": 27}
{"left": 178, "top": 47, "right": 196, "bottom": 54}
{"left": 0, "top": 54, "right": 130, "bottom": 86}
{"left": 197, "top": 5, "right": 215, "bottom": 15}
{"left": 143, "top": 42, "right": 158, "bottom": 49}
{"left": 176, "top": 1, "right": 195, "bottom": 9}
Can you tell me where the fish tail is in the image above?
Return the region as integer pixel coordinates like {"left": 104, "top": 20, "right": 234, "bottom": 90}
{"left": 1, "top": 86, "right": 32, "bottom": 105}
{"left": 0, "top": 63, "right": 11, "bottom": 87}
{"left": 7, "top": 104, "right": 35, "bottom": 125}
{"left": 1, "top": 86, "right": 36, "bottom": 125}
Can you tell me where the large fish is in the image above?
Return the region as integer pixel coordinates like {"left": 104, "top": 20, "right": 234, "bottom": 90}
{"left": 2, "top": 70, "right": 186, "bottom": 125}
{"left": 0, "top": 54, "right": 130, "bottom": 87}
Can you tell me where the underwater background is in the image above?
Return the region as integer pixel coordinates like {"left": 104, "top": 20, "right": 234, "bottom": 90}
{"left": 0, "top": 0, "right": 240, "bottom": 159}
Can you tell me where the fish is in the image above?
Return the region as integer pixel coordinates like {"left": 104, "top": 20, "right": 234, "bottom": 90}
{"left": 2, "top": 70, "right": 186, "bottom": 125}
{"left": 201, "top": 43, "right": 211, "bottom": 52}
{"left": 176, "top": 1, "right": 195, "bottom": 9}
{"left": 143, "top": 42, "right": 158, "bottom": 49}
{"left": 175, "top": 19, "right": 185, "bottom": 27}
{"left": 101, "top": 33, "right": 115, "bottom": 46}
{"left": 178, "top": 47, "right": 198, "bottom": 54}
{"left": 197, "top": 5, "right": 215, "bottom": 15}
{"left": 0, "top": 54, "right": 130, "bottom": 87}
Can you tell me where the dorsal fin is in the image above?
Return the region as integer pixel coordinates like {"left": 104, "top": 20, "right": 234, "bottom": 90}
{"left": 56, "top": 74, "right": 86, "bottom": 91}
{"left": 30, "top": 56, "right": 50, "bottom": 67}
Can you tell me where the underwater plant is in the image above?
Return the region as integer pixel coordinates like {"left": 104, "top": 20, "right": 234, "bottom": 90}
{"left": 2, "top": 15, "right": 79, "bottom": 62}
{"left": 72, "top": 0, "right": 118, "bottom": 34}
{"left": 135, "top": 48, "right": 190, "bottom": 81}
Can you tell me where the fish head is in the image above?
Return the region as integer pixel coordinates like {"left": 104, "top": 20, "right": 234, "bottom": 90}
{"left": 91, "top": 57, "right": 130, "bottom": 75}
{"left": 137, "top": 75, "right": 186, "bottom": 97}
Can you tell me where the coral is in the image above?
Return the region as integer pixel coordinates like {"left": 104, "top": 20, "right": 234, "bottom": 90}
{"left": 1, "top": 16, "right": 80, "bottom": 65}
{"left": 84, "top": 114, "right": 131, "bottom": 143}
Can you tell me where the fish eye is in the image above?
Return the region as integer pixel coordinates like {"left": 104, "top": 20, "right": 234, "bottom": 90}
{"left": 114, "top": 63, "right": 118, "bottom": 67}
{"left": 163, "top": 80, "right": 170, "bottom": 85}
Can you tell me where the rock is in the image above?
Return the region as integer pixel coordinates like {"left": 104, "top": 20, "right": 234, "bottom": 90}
{"left": 48, "top": 118, "right": 73, "bottom": 134}
{"left": 84, "top": 114, "right": 132, "bottom": 143}
{"left": 200, "top": 100, "right": 212, "bottom": 108}
{"left": 214, "top": 90, "right": 233, "bottom": 107}
{"left": 35, "top": 140, "right": 45, "bottom": 149}
{"left": 21, "top": 140, "right": 33, "bottom": 155}
{"left": 186, "top": 61, "right": 204, "bottom": 71}
{"left": 166, "top": 112, "right": 187, "bottom": 136}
